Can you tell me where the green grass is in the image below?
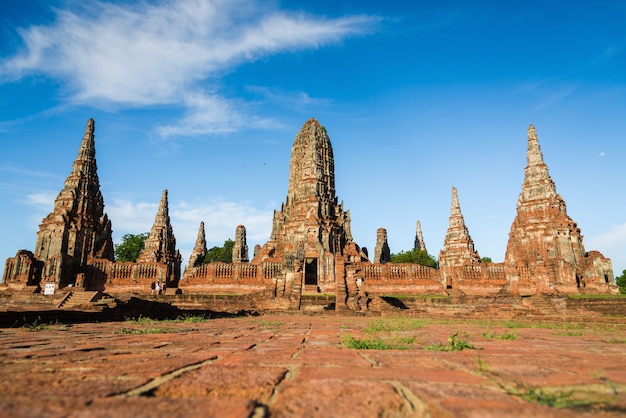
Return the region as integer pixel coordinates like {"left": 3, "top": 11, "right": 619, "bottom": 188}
{"left": 22, "top": 317, "right": 68, "bottom": 331}
{"left": 115, "top": 327, "right": 167, "bottom": 335}
{"left": 602, "top": 337, "right": 626, "bottom": 343}
{"left": 506, "top": 384, "right": 583, "bottom": 408}
{"left": 482, "top": 330, "right": 518, "bottom": 340}
{"left": 114, "top": 327, "right": 198, "bottom": 335}
{"left": 478, "top": 359, "right": 613, "bottom": 410}
{"left": 363, "top": 317, "right": 448, "bottom": 333}
{"left": 259, "top": 320, "right": 283, "bottom": 329}
{"left": 553, "top": 330, "right": 585, "bottom": 337}
{"left": 502, "top": 321, "right": 585, "bottom": 330}
{"left": 426, "top": 332, "right": 480, "bottom": 351}
{"left": 567, "top": 293, "right": 626, "bottom": 299}
{"left": 124, "top": 314, "right": 209, "bottom": 324}
{"left": 342, "top": 334, "right": 416, "bottom": 350}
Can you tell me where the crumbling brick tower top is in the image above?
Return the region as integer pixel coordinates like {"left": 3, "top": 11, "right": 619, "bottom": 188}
{"left": 137, "top": 189, "right": 182, "bottom": 286}
{"left": 34, "top": 118, "right": 114, "bottom": 285}
{"left": 439, "top": 187, "right": 481, "bottom": 267}
{"left": 254, "top": 118, "right": 356, "bottom": 289}
{"left": 187, "top": 221, "right": 207, "bottom": 268}
{"left": 505, "top": 124, "right": 613, "bottom": 293}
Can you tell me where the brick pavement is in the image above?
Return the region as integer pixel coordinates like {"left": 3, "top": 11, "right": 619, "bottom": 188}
{"left": 1, "top": 315, "right": 625, "bottom": 417}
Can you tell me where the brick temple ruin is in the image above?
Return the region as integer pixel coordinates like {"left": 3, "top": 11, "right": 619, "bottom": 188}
{"left": 1, "top": 118, "right": 617, "bottom": 310}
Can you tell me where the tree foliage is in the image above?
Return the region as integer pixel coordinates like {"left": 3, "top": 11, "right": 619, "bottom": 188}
{"left": 203, "top": 239, "right": 234, "bottom": 264}
{"left": 114, "top": 232, "right": 149, "bottom": 262}
{"left": 481, "top": 257, "right": 493, "bottom": 263}
{"left": 616, "top": 269, "right": 626, "bottom": 294}
{"left": 390, "top": 248, "right": 438, "bottom": 268}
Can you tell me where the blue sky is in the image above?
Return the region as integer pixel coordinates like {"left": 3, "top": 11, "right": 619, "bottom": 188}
{"left": 1, "top": 0, "right": 625, "bottom": 275}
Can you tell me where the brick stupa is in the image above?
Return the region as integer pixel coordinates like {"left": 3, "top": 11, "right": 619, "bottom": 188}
{"left": 137, "top": 190, "right": 182, "bottom": 287}
{"left": 254, "top": 118, "right": 364, "bottom": 297}
{"left": 504, "top": 125, "right": 614, "bottom": 294}
{"left": 439, "top": 187, "right": 481, "bottom": 289}
{"left": 3, "top": 119, "right": 114, "bottom": 288}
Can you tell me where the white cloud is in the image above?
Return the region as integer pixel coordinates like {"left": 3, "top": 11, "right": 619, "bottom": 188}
{"left": 24, "top": 192, "right": 57, "bottom": 209}
{"left": 246, "top": 85, "right": 332, "bottom": 111}
{"left": 1, "top": 0, "right": 378, "bottom": 136}
{"left": 599, "top": 151, "right": 606, "bottom": 157}
{"left": 106, "top": 195, "right": 273, "bottom": 262}
{"left": 156, "top": 91, "right": 277, "bottom": 137}
{"left": 172, "top": 198, "right": 273, "bottom": 245}
{"left": 106, "top": 198, "right": 158, "bottom": 235}
{"left": 531, "top": 84, "right": 578, "bottom": 112}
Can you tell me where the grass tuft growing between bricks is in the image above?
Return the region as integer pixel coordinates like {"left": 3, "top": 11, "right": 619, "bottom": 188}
{"left": 482, "top": 330, "right": 518, "bottom": 340}
{"left": 426, "top": 332, "right": 481, "bottom": 351}
{"left": 342, "top": 334, "right": 415, "bottom": 350}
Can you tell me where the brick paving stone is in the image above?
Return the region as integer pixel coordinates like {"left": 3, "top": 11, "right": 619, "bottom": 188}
{"left": 1, "top": 315, "right": 626, "bottom": 417}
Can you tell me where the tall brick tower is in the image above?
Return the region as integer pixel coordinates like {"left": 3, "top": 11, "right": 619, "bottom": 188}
{"left": 255, "top": 118, "right": 359, "bottom": 294}
{"left": 137, "top": 190, "right": 181, "bottom": 287}
{"left": 32, "top": 118, "right": 114, "bottom": 287}
{"left": 505, "top": 125, "right": 614, "bottom": 294}
{"left": 438, "top": 187, "right": 481, "bottom": 289}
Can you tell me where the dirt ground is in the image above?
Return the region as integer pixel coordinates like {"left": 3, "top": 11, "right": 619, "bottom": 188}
{"left": 1, "top": 313, "right": 626, "bottom": 417}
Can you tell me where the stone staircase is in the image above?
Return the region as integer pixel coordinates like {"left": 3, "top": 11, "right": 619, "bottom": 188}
{"left": 57, "top": 291, "right": 100, "bottom": 309}
{"left": 523, "top": 296, "right": 565, "bottom": 317}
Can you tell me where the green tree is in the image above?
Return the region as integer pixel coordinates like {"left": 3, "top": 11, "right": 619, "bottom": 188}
{"left": 203, "top": 239, "right": 235, "bottom": 264}
{"left": 616, "top": 269, "right": 626, "bottom": 294}
{"left": 114, "top": 232, "right": 149, "bottom": 262}
{"left": 390, "top": 248, "right": 438, "bottom": 268}
{"left": 481, "top": 257, "right": 493, "bottom": 263}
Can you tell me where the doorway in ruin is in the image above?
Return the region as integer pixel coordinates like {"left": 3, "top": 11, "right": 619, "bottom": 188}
{"left": 305, "top": 258, "right": 318, "bottom": 287}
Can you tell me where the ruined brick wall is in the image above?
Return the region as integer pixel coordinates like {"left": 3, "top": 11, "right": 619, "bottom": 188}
{"left": 454, "top": 262, "right": 507, "bottom": 295}
{"left": 361, "top": 263, "right": 443, "bottom": 294}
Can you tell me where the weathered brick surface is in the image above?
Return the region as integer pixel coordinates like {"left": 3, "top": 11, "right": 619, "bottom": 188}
{"left": 1, "top": 314, "right": 625, "bottom": 417}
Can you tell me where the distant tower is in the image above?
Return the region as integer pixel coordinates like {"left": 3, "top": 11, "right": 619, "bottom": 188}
{"left": 373, "top": 228, "right": 391, "bottom": 264}
{"left": 439, "top": 187, "right": 481, "bottom": 288}
{"left": 32, "top": 118, "right": 114, "bottom": 286}
{"left": 137, "top": 190, "right": 182, "bottom": 285}
{"left": 414, "top": 220, "right": 427, "bottom": 253}
{"left": 232, "top": 225, "right": 249, "bottom": 262}
{"left": 187, "top": 221, "right": 207, "bottom": 268}
{"left": 505, "top": 125, "right": 613, "bottom": 293}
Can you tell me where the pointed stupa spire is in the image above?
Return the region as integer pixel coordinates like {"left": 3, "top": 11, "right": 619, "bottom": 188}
{"left": 526, "top": 124, "right": 543, "bottom": 165}
{"left": 137, "top": 189, "right": 178, "bottom": 264}
{"left": 286, "top": 117, "right": 335, "bottom": 204}
{"left": 78, "top": 118, "right": 96, "bottom": 160}
{"left": 157, "top": 189, "right": 169, "bottom": 218}
{"left": 414, "top": 220, "right": 427, "bottom": 253}
{"left": 451, "top": 186, "right": 461, "bottom": 216}
{"left": 518, "top": 124, "right": 557, "bottom": 204}
{"left": 187, "top": 221, "right": 207, "bottom": 268}
{"left": 34, "top": 118, "right": 113, "bottom": 271}
{"left": 439, "top": 186, "right": 480, "bottom": 269}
